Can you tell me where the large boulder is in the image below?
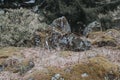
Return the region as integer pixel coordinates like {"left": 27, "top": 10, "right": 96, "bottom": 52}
{"left": 47, "top": 32, "right": 91, "bottom": 51}
{"left": 71, "top": 37, "right": 91, "bottom": 51}
{"left": 0, "top": 9, "right": 5, "bottom": 15}
{"left": 32, "top": 16, "right": 91, "bottom": 51}
{"left": 50, "top": 16, "right": 71, "bottom": 34}
{"left": 83, "top": 21, "right": 102, "bottom": 36}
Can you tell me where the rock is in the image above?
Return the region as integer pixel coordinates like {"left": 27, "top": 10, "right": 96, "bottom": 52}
{"left": 51, "top": 74, "right": 64, "bottom": 80}
{"left": 48, "top": 32, "right": 61, "bottom": 49}
{"left": 0, "top": 65, "right": 4, "bottom": 72}
{"left": 32, "top": 5, "right": 39, "bottom": 13}
{"left": 28, "top": 60, "right": 34, "bottom": 70}
{"left": 72, "top": 37, "right": 91, "bottom": 51}
{"left": 81, "top": 73, "right": 89, "bottom": 78}
{"left": 61, "top": 33, "right": 91, "bottom": 51}
{"left": 83, "top": 21, "right": 101, "bottom": 36}
{"left": 33, "top": 34, "right": 41, "bottom": 46}
{"left": 47, "top": 32, "right": 91, "bottom": 51}
{"left": 28, "top": 78, "right": 34, "bottom": 80}
{"left": 54, "top": 74, "right": 61, "bottom": 79}
{"left": 50, "top": 16, "right": 71, "bottom": 33}
{"left": 0, "top": 9, "right": 5, "bottom": 15}
{"left": 32, "top": 24, "right": 91, "bottom": 51}
{"left": 24, "top": 0, "right": 35, "bottom": 4}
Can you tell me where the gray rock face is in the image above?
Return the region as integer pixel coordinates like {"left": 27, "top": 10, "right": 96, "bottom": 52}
{"left": 28, "top": 78, "right": 34, "bottom": 80}
{"left": 69, "top": 35, "right": 91, "bottom": 51}
{"left": 28, "top": 61, "right": 35, "bottom": 69}
{"left": 48, "top": 32, "right": 61, "bottom": 49}
{"left": 32, "top": 5, "right": 39, "bottom": 13}
{"left": 50, "top": 16, "right": 71, "bottom": 33}
{"left": 83, "top": 21, "right": 101, "bottom": 36}
{"left": 33, "top": 35, "right": 41, "bottom": 46}
{"left": 47, "top": 32, "right": 91, "bottom": 51}
{"left": 51, "top": 74, "right": 64, "bottom": 80}
{"left": 0, "top": 9, "right": 5, "bottom": 15}
{"left": 0, "top": 65, "right": 4, "bottom": 72}
{"left": 32, "top": 16, "right": 91, "bottom": 51}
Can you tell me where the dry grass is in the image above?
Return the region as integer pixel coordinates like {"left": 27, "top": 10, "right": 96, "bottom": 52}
{"left": 0, "top": 47, "right": 22, "bottom": 64}
{"left": 0, "top": 46, "right": 120, "bottom": 80}
{"left": 25, "top": 57, "right": 119, "bottom": 80}
{"left": 0, "top": 47, "right": 22, "bottom": 58}
{"left": 87, "top": 31, "right": 117, "bottom": 47}
{"left": 0, "top": 7, "right": 120, "bottom": 80}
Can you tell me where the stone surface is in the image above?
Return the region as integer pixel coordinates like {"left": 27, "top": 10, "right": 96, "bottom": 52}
{"left": 51, "top": 74, "right": 64, "bottom": 80}
{"left": 50, "top": 16, "right": 71, "bottom": 33}
{"left": 0, "top": 9, "right": 4, "bottom": 15}
{"left": 83, "top": 21, "right": 101, "bottom": 36}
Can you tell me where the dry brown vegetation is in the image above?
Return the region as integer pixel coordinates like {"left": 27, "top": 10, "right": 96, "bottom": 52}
{"left": 0, "top": 9, "right": 120, "bottom": 80}
{"left": 0, "top": 45, "right": 120, "bottom": 80}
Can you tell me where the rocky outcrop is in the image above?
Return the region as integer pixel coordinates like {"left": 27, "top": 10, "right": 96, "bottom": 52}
{"left": 32, "top": 16, "right": 91, "bottom": 51}
{"left": 48, "top": 33, "right": 91, "bottom": 51}
{"left": 83, "top": 21, "right": 102, "bottom": 36}
{"left": 50, "top": 16, "right": 71, "bottom": 34}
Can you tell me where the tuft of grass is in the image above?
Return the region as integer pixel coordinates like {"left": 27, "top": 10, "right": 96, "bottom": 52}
{"left": 88, "top": 31, "right": 117, "bottom": 47}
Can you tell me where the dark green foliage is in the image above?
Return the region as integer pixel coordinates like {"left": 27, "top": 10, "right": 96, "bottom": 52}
{"left": 40, "top": 0, "right": 120, "bottom": 33}
{"left": 1, "top": 0, "right": 120, "bottom": 32}
{"left": 43, "top": 0, "right": 87, "bottom": 33}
